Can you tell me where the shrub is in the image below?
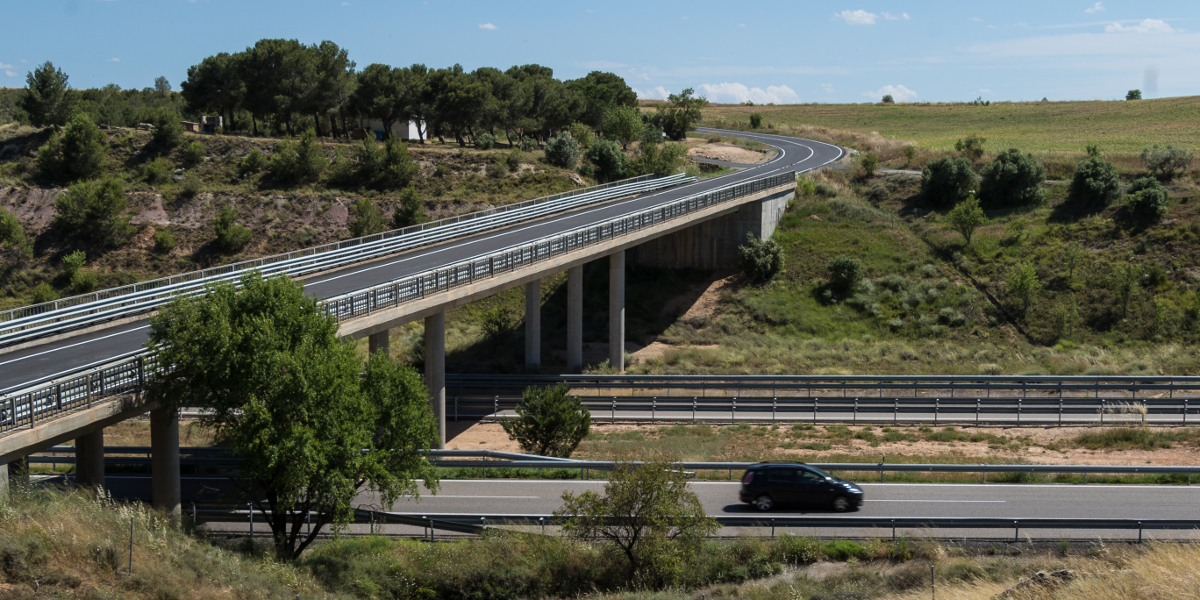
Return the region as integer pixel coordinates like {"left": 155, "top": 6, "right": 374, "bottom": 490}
{"left": 827, "top": 255, "right": 865, "bottom": 295}
{"left": 771, "top": 534, "right": 822, "bottom": 564}
{"left": 738, "top": 234, "right": 784, "bottom": 283}
{"left": 151, "top": 109, "right": 184, "bottom": 148}
{"left": 903, "top": 145, "right": 916, "bottom": 167}
{"left": 640, "top": 122, "right": 665, "bottom": 146}
{"left": 211, "top": 206, "right": 252, "bottom": 253}
{"left": 59, "top": 111, "right": 106, "bottom": 181}
{"left": 480, "top": 305, "right": 514, "bottom": 341}
{"left": 434, "top": 163, "right": 451, "bottom": 178}
{"left": 378, "top": 136, "right": 418, "bottom": 187}
{"left": 858, "top": 152, "right": 878, "bottom": 180}
{"left": 62, "top": 250, "right": 86, "bottom": 277}
{"left": 954, "top": 133, "right": 986, "bottom": 160}
{"left": 1069, "top": 155, "right": 1121, "bottom": 206}
{"left": 505, "top": 150, "right": 523, "bottom": 171}
{"left": 814, "top": 182, "right": 838, "bottom": 198}
{"left": 1140, "top": 144, "right": 1194, "bottom": 180}
{"left": 749, "top": 113, "right": 763, "bottom": 128}
{"left": 628, "top": 142, "right": 687, "bottom": 177}
{"left": 602, "top": 105, "right": 645, "bottom": 150}
{"left": 154, "top": 229, "right": 176, "bottom": 253}
{"left": 238, "top": 149, "right": 266, "bottom": 176}
{"left": 35, "top": 131, "right": 62, "bottom": 180}
{"left": 946, "top": 195, "right": 985, "bottom": 244}
{"left": 920, "top": 156, "right": 978, "bottom": 207}
{"left": 544, "top": 132, "right": 582, "bottom": 169}
{"left": 586, "top": 138, "right": 625, "bottom": 182}
{"left": 54, "top": 177, "right": 135, "bottom": 246}
{"left": 142, "top": 157, "right": 172, "bottom": 184}
{"left": 797, "top": 176, "right": 816, "bottom": 196}
{"left": 519, "top": 137, "right": 537, "bottom": 152}
{"left": 32, "top": 282, "right": 58, "bottom": 304}
{"left": 70, "top": 268, "right": 98, "bottom": 294}
{"left": 0, "top": 207, "right": 26, "bottom": 251}
{"left": 1126, "top": 177, "right": 1169, "bottom": 222}
{"left": 348, "top": 198, "right": 386, "bottom": 237}
{"left": 475, "top": 132, "right": 496, "bottom": 150}
{"left": 268, "top": 128, "right": 327, "bottom": 184}
{"left": 1126, "top": 89, "right": 1142, "bottom": 100}
{"left": 1005, "top": 261, "right": 1041, "bottom": 313}
{"left": 501, "top": 384, "right": 592, "bottom": 457}
{"left": 822, "top": 539, "right": 867, "bottom": 561}
{"left": 180, "top": 177, "right": 202, "bottom": 198}
{"left": 183, "top": 141, "right": 206, "bottom": 165}
{"left": 391, "top": 187, "right": 427, "bottom": 229}
{"left": 979, "top": 148, "right": 1046, "bottom": 208}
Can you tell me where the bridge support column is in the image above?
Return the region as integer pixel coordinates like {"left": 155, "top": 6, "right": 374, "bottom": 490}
{"left": 609, "top": 251, "right": 625, "bottom": 372}
{"left": 75, "top": 428, "right": 105, "bottom": 489}
{"left": 567, "top": 266, "right": 583, "bottom": 372}
{"left": 368, "top": 329, "right": 390, "bottom": 356}
{"left": 1, "top": 457, "right": 29, "bottom": 497}
{"left": 150, "top": 407, "right": 181, "bottom": 522}
{"left": 424, "top": 312, "right": 446, "bottom": 449}
{"left": 524, "top": 280, "right": 541, "bottom": 370}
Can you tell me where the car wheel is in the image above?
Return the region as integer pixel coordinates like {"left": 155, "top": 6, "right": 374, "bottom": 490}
{"left": 753, "top": 495, "right": 774, "bottom": 511}
{"left": 832, "top": 496, "right": 851, "bottom": 512}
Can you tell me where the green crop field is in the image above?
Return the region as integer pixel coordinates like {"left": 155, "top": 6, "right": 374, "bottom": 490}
{"left": 702, "top": 96, "right": 1200, "bottom": 155}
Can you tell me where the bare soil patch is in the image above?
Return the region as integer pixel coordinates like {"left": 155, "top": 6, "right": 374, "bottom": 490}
{"left": 687, "top": 143, "right": 769, "bottom": 164}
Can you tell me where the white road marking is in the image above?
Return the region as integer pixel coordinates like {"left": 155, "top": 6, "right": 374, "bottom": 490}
{"left": 397, "top": 495, "right": 539, "bottom": 499}
{"left": 0, "top": 325, "right": 150, "bottom": 369}
{"left": 866, "top": 499, "right": 1005, "bottom": 503}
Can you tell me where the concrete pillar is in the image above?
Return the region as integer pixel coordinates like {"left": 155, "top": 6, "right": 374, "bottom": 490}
{"left": 150, "top": 407, "right": 181, "bottom": 521}
{"left": 75, "top": 428, "right": 105, "bottom": 489}
{"left": 6, "top": 457, "right": 29, "bottom": 492}
{"left": 0, "top": 461, "right": 6, "bottom": 498}
{"left": 368, "top": 329, "right": 390, "bottom": 356}
{"left": 524, "top": 280, "right": 541, "bottom": 370}
{"left": 424, "top": 312, "right": 446, "bottom": 449}
{"left": 567, "top": 266, "right": 584, "bottom": 372}
{"left": 608, "top": 251, "right": 625, "bottom": 372}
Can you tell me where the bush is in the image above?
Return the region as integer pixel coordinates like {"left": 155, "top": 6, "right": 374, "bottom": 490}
{"left": 154, "top": 229, "right": 176, "bottom": 253}
{"left": 858, "top": 152, "right": 878, "bottom": 180}
{"left": 738, "top": 234, "right": 784, "bottom": 283}
{"left": 1069, "top": 155, "right": 1121, "bottom": 206}
{"left": 920, "top": 156, "right": 978, "bottom": 207}
{"left": 602, "top": 105, "right": 645, "bottom": 150}
{"left": 238, "top": 149, "right": 266, "bottom": 176}
{"left": 54, "top": 178, "right": 135, "bottom": 246}
{"left": 70, "top": 268, "right": 98, "bottom": 294}
{"left": 544, "top": 132, "right": 582, "bottom": 169}
{"left": 32, "top": 282, "right": 58, "bottom": 304}
{"left": 59, "top": 111, "right": 106, "bottom": 181}
{"left": 62, "top": 250, "right": 86, "bottom": 277}
{"left": 946, "top": 195, "right": 985, "bottom": 244}
{"left": 519, "top": 137, "right": 537, "bottom": 152}
{"left": 501, "top": 384, "right": 592, "bottom": 457}
{"left": 475, "top": 131, "right": 496, "bottom": 150}
{"left": 749, "top": 113, "right": 763, "bottom": 128}
{"left": 628, "top": 142, "right": 687, "bottom": 177}
{"left": 348, "top": 198, "right": 386, "bottom": 237}
{"left": 180, "top": 177, "right": 202, "bottom": 199}
{"left": 827, "top": 255, "right": 865, "bottom": 295}
{"left": 391, "top": 187, "right": 427, "bottom": 229}
{"left": 142, "top": 157, "right": 172, "bottom": 184}
{"left": 1141, "top": 144, "right": 1194, "bottom": 180}
{"left": 151, "top": 109, "right": 184, "bottom": 148}
{"left": 586, "top": 138, "right": 625, "bottom": 182}
{"left": 822, "top": 540, "right": 867, "bottom": 561}
{"left": 35, "top": 131, "right": 62, "bottom": 180}
{"left": 882, "top": 94, "right": 895, "bottom": 103}
{"left": 903, "top": 145, "right": 916, "bottom": 167}
{"left": 1126, "top": 177, "right": 1169, "bottom": 222}
{"left": 505, "top": 150, "right": 523, "bottom": 171}
{"left": 0, "top": 207, "right": 26, "bottom": 251}
{"left": 814, "top": 182, "right": 838, "bottom": 198}
{"left": 268, "top": 128, "right": 327, "bottom": 185}
{"left": 378, "top": 136, "right": 418, "bottom": 187}
{"left": 1126, "top": 89, "right": 1142, "bottom": 100}
{"left": 183, "top": 141, "right": 206, "bottom": 165}
{"left": 568, "top": 122, "right": 594, "bottom": 149}
{"left": 1005, "top": 261, "right": 1041, "bottom": 313}
{"left": 978, "top": 148, "right": 1046, "bottom": 208}
{"left": 954, "top": 133, "right": 986, "bottom": 160}
{"left": 211, "top": 206, "right": 252, "bottom": 253}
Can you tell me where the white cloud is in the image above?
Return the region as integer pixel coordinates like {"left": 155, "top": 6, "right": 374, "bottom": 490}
{"left": 633, "top": 86, "right": 670, "bottom": 100}
{"left": 821, "top": 83, "right": 835, "bottom": 93}
{"left": 970, "top": 17, "right": 982, "bottom": 22}
{"left": 20, "top": 59, "right": 28, "bottom": 63}
{"left": 1, "top": 63, "right": 15, "bottom": 77}
{"left": 1084, "top": 2, "right": 1105, "bottom": 13}
{"left": 107, "top": 57, "right": 120, "bottom": 62}
{"left": 341, "top": 1, "right": 350, "bottom": 5}
{"left": 627, "top": 67, "right": 650, "bottom": 81}
{"left": 863, "top": 84, "right": 917, "bottom": 101}
{"left": 697, "top": 82, "right": 800, "bottom": 104}
{"left": 1105, "top": 19, "right": 1175, "bottom": 33}
{"left": 478, "top": 23, "right": 497, "bottom": 30}
{"left": 738, "top": 23, "right": 746, "bottom": 27}
{"left": 979, "top": 88, "right": 993, "bottom": 94}
{"left": 835, "top": 9, "right": 878, "bottom": 25}
{"left": 882, "top": 12, "right": 909, "bottom": 21}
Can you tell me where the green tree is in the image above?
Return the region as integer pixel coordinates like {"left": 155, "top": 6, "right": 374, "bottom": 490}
{"left": 1126, "top": 177, "right": 1170, "bottom": 222}
{"left": 154, "top": 76, "right": 172, "bottom": 95}
{"left": 0, "top": 207, "right": 29, "bottom": 265}
{"left": 392, "top": 187, "right": 427, "bottom": 229}
{"left": 1049, "top": 297, "right": 1079, "bottom": 341}
{"left": 1005, "top": 261, "right": 1041, "bottom": 314}
{"left": 748, "top": 113, "right": 763, "bottom": 128}
{"left": 544, "top": 131, "right": 582, "bottom": 169}
{"left": 183, "top": 141, "right": 207, "bottom": 166}
{"left": 378, "top": 136, "right": 418, "bottom": 188}
{"left": 882, "top": 94, "right": 895, "bottom": 103}
{"left": 269, "top": 128, "right": 327, "bottom": 184}
{"left": 738, "top": 233, "right": 784, "bottom": 283}
{"left": 568, "top": 122, "right": 594, "bottom": 149}
{"left": 602, "top": 105, "right": 645, "bottom": 150}
{"left": 1140, "top": 144, "right": 1194, "bottom": 180}
{"left": 146, "top": 272, "right": 440, "bottom": 559}
{"left": 827, "top": 255, "right": 865, "bottom": 296}
{"left": 858, "top": 152, "right": 878, "bottom": 180}
{"left": 920, "top": 156, "right": 978, "bottom": 207}
{"left": 54, "top": 178, "right": 135, "bottom": 247}
{"left": 1126, "top": 89, "right": 1142, "bottom": 100}
{"left": 946, "top": 195, "right": 986, "bottom": 244}
{"left": 556, "top": 461, "right": 718, "bottom": 586}
{"left": 627, "top": 142, "right": 687, "bottom": 177}
{"left": 653, "top": 88, "right": 708, "bottom": 140}
{"left": 211, "top": 206, "right": 252, "bottom": 253}
{"left": 151, "top": 109, "right": 184, "bottom": 148}
{"left": 181, "top": 52, "right": 245, "bottom": 134}
{"left": 500, "top": 384, "right": 591, "bottom": 458}
{"left": 1069, "top": 155, "right": 1121, "bottom": 206}
{"left": 585, "top": 138, "right": 625, "bottom": 182}
{"left": 20, "top": 61, "right": 73, "bottom": 127}
{"left": 954, "top": 133, "right": 987, "bottom": 160}
{"left": 1062, "top": 241, "right": 1086, "bottom": 280}
{"left": 903, "top": 145, "right": 916, "bottom": 168}
{"left": 348, "top": 199, "right": 386, "bottom": 237}
{"left": 62, "top": 250, "right": 86, "bottom": 278}
{"left": 59, "top": 112, "right": 107, "bottom": 181}
{"left": 1110, "top": 262, "right": 1142, "bottom": 317}
{"left": 978, "top": 149, "right": 1047, "bottom": 208}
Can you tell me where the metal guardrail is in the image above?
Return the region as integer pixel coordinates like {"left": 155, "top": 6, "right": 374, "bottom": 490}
{"left": 1, "top": 171, "right": 793, "bottom": 434}
{"left": 0, "top": 174, "right": 689, "bottom": 348}
{"left": 320, "top": 171, "right": 796, "bottom": 323}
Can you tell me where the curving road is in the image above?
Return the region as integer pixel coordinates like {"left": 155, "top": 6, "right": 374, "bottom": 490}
{"left": 0, "top": 130, "right": 842, "bottom": 393}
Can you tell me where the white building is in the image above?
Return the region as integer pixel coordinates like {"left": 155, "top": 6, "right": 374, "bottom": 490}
{"left": 358, "top": 119, "right": 425, "bottom": 141}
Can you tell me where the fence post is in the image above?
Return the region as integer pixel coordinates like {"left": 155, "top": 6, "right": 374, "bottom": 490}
{"left": 693, "top": 398, "right": 697, "bottom": 422}
{"left": 732, "top": 397, "right": 736, "bottom": 422}
{"left": 652, "top": 397, "right": 656, "bottom": 422}
{"left": 814, "top": 399, "right": 818, "bottom": 424}
{"left": 1014, "top": 521, "right": 1019, "bottom": 543}
{"left": 773, "top": 398, "right": 777, "bottom": 423}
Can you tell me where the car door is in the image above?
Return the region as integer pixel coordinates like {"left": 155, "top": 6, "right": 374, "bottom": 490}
{"left": 764, "top": 468, "right": 798, "bottom": 505}
{"left": 793, "top": 469, "right": 828, "bottom": 507}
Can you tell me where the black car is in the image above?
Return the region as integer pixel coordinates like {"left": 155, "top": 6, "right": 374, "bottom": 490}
{"left": 739, "top": 462, "right": 864, "bottom": 512}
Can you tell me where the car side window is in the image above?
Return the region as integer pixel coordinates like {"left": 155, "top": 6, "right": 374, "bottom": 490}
{"left": 797, "top": 470, "right": 821, "bottom": 483}
{"left": 767, "top": 469, "right": 797, "bottom": 483}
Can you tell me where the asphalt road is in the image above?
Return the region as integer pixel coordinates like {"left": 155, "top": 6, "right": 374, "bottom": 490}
{"left": 0, "top": 129, "right": 842, "bottom": 393}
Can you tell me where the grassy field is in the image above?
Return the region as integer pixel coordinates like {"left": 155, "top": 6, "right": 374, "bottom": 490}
{"left": 702, "top": 96, "right": 1200, "bottom": 155}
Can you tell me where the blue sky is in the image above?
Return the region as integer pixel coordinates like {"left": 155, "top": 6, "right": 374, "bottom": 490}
{"left": 2, "top": 0, "right": 1197, "bottom": 104}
